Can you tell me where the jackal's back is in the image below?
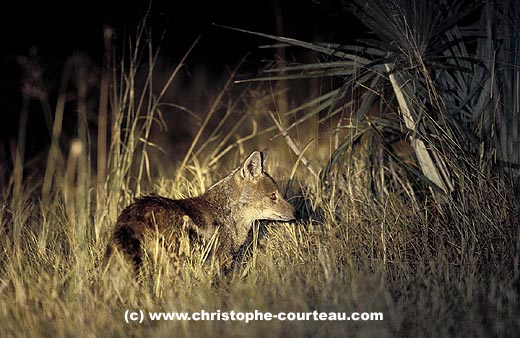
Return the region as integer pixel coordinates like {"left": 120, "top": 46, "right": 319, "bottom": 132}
{"left": 115, "top": 195, "right": 209, "bottom": 234}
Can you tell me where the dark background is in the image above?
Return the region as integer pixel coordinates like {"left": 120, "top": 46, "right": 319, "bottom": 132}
{"left": 0, "top": 0, "right": 361, "bottom": 160}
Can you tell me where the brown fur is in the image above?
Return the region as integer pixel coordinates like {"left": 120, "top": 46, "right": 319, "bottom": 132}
{"left": 105, "top": 150, "right": 295, "bottom": 274}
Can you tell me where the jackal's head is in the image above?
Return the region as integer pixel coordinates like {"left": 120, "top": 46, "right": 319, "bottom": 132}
{"left": 235, "top": 150, "right": 295, "bottom": 224}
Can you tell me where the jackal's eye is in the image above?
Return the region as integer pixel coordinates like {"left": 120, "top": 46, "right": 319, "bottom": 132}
{"left": 269, "top": 192, "right": 277, "bottom": 200}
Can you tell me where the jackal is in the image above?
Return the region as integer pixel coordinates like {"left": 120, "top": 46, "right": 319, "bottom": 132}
{"left": 105, "top": 150, "right": 295, "bottom": 274}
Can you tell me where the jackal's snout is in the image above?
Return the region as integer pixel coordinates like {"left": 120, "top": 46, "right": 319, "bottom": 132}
{"left": 272, "top": 192, "right": 295, "bottom": 222}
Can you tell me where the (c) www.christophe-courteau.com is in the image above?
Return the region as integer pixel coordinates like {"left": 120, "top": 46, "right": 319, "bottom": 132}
{"left": 124, "top": 309, "right": 384, "bottom": 323}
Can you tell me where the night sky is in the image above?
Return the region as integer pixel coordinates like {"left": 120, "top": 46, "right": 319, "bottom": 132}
{"left": 1, "top": 0, "right": 360, "bottom": 159}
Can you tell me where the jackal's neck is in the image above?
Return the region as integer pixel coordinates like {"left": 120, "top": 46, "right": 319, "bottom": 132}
{"left": 202, "top": 173, "right": 239, "bottom": 210}
{"left": 200, "top": 172, "right": 252, "bottom": 252}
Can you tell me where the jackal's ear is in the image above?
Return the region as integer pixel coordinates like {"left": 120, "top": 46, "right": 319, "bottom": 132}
{"left": 260, "top": 148, "right": 268, "bottom": 167}
{"left": 241, "top": 151, "right": 263, "bottom": 179}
